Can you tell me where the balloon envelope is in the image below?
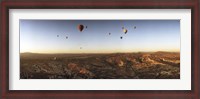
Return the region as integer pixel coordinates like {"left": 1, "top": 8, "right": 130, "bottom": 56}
{"left": 78, "top": 24, "right": 84, "bottom": 32}
{"left": 123, "top": 29, "right": 128, "bottom": 34}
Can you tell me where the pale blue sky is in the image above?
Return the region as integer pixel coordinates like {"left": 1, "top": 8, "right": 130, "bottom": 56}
{"left": 20, "top": 20, "right": 180, "bottom": 53}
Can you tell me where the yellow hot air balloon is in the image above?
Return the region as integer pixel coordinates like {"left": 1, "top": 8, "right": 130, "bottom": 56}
{"left": 123, "top": 29, "right": 128, "bottom": 34}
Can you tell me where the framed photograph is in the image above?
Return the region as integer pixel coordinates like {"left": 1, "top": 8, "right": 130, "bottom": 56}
{"left": 1, "top": 0, "right": 199, "bottom": 99}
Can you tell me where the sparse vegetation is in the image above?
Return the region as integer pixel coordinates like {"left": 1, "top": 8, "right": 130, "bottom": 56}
{"left": 20, "top": 52, "right": 180, "bottom": 79}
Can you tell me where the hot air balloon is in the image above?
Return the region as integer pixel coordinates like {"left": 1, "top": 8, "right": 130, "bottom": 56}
{"left": 123, "top": 29, "right": 128, "bottom": 34}
{"left": 134, "top": 26, "right": 136, "bottom": 29}
{"left": 120, "top": 36, "right": 123, "bottom": 39}
{"left": 66, "top": 36, "right": 68, "bottom": 39}
{"left": 86, "top": 26, "right": 88, "bottom": 28}
{"left": 109, "top": 33, "right": 111, "bottom": 35}
{"left": 78, "top": 24, "right": 84, "bottom": 32}
{"left": 57, "top": 35, "right": 59, "bottom": 37}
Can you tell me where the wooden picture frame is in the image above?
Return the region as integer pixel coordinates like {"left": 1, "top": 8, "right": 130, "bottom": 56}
{"left": 0, "top": 0, "right": 199, "bottom": 99}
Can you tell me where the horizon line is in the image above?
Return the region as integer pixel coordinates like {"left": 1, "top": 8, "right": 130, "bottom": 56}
{"left": 20, "top": 51, "right": 180, "bottom": 54}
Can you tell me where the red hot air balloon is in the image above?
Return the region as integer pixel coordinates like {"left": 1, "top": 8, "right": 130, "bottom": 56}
{"left": 78, "top": 24, "right": 84, "bottom": 32}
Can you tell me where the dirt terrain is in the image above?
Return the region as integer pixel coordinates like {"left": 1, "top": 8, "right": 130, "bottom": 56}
{"left": 20, "top": 52, "right": 180, "bottom": 79}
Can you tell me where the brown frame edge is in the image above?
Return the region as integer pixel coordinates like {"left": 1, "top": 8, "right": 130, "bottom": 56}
{"left": 0, "top": 0, "right": 199, "bottom": 99}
